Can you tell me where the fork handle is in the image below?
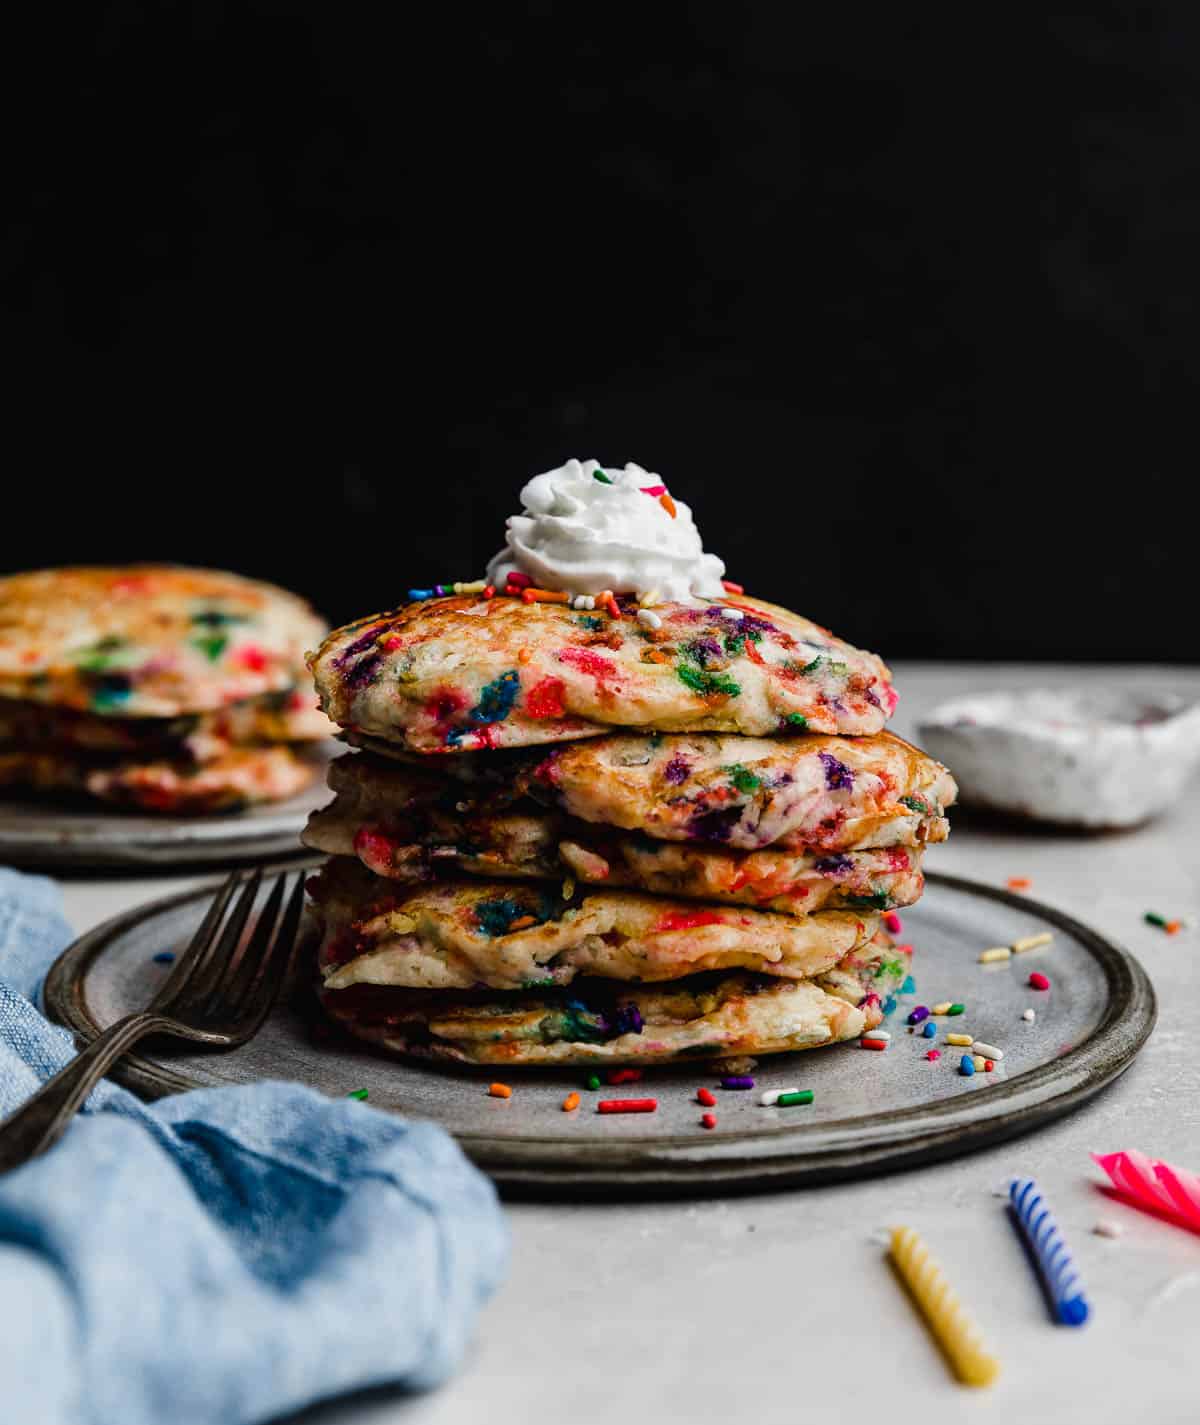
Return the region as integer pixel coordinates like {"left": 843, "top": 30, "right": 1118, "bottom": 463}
{"left": 0, "top": 1012, "right": 168, "bottom": 1173}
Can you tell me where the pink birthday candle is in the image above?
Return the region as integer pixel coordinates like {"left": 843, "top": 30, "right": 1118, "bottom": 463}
{"left": 1092, "top": 1151, "right": 1200, "bottom": 1233}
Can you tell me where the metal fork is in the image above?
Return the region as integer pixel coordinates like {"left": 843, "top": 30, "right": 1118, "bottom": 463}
{"left": 0, "top": 868, "right": 306, "bottom": 1173}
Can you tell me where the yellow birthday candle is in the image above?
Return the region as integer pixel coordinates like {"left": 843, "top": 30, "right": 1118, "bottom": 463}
{"left": 889, "top": 1226, "right": 1000, "bottom": 1386}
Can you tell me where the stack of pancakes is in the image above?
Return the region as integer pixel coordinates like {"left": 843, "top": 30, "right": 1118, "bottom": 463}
{"left": 0, "top": 567, "right": 333, "bottom": 813}
{"left": 304, "top": 591, "right": 956, "bottom": 1067}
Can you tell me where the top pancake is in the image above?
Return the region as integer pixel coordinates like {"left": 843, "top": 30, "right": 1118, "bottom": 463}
{"left": 0, "top": 566, "right": 327, "bottom": 718}
{"left": 309, "top": 591, "right": 896, "bottom": 752}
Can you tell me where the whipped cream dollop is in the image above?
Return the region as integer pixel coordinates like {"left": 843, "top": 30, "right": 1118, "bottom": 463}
{"left": 485, "top": 459, "right": 726, "bottom": 602}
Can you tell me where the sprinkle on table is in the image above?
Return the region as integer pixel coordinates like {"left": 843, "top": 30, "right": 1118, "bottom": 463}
{"left": 888, "top": 1226, "right": 1000, "bottom": 1386}
{"left": 1145, "top": 911, "right": 1186, "bottom": 934}
{"left": 720, "top": 1075, "right": 756, "bottom": 1089}
{"left": 697, "top": 1087, "right": 717, "bottom": 1107}
{"left": 562, "top": 1092, "right": 581, "bottom": 1112}
{"left": 152, "top": 951, "right": 175, "bottom": 964}
{"left": 946, "top": 1033, "right": 973, "bottom": 1047}
{"left": 776, "top": 1090, "right": 814, "bottom": 1107}
{"left": 1007, "top": 877, "right": 1032, "bottom": 891}
{"left": 931, "top": 1001, "right": 954, "bottom": 1015}
{"left": 700, "top": 1113, "right": 717, "bottom": 1130}
{"left": 907, "top": 1005, "right": 930, "bottom": 1025}
{"left": 960, "top": 1055, "right": 976, "bottom": 1077}
{"left": 972, "top": 1041, "right": 1004, "bottom": 1061}
{"left": 1022, "top": 1008, "right": 1036, "bottom": 1022}
{"left": 1028, "top": 971, "right": 1051, "bottom": 991}
{"left": 586, "top": 1075, "right": 601, "bottom": 1090}
{"left": 597, "top": 1098, "right": 657, "bottom": 1115}
{"left": 922, "top": 1022, "right": 938, "bottom": 1040}
{"left": 926, "top": 1049, "right": 941, "bottom": 1061}
{"left": 488, "top": 1082, "right": 513, "bottom": 1099}
{"left": 972, "top": 1055, "right": 987, "bottom": 1072}
{"left": 346, "top": 1089, "right": 369, "bottom": 1101}
{"left": 946, "top": 1003, "right": 965, "bottom": 1017}
{"left": 978, "top": 946, "right": 1011, "bottom": 964}
{"left": 759, "top": 1086, "right": 800, "bottom": 1106}
{"left": 860, "top": 1037, "right": 888, "bottom": 1052}
{"left": 1012, "top": 932, "right": 1053, "bottom": 954}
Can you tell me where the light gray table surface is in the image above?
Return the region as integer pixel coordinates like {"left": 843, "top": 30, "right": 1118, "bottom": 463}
{"left": 52, "top": 664, "right": 1200, "bottom": 1425}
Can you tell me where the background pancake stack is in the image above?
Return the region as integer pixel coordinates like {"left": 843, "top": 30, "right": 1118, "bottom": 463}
{"left": 304, "top": 577, "right": 957, "bottom": 1069}
{"left": 0, "top": 567, "right": 333, "bottom": 813}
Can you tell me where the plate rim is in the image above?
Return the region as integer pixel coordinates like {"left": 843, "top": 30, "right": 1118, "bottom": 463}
{"left": 43, "top": 868, "right": 1158, "bottom": 1195}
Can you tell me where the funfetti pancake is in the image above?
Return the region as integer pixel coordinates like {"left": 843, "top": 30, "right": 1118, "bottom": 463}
{"left": 0, "top": 566, "right": 327, "bottom": 718}
{"left": 522, "top": 729, "right": 955, "bottom": 850}
{"left": 309, "top": 591, "right": 897, "bottom": 754}
{"left": 302, "top": 752, "right": 927, "bottom": 916}
{"left": 311, "top": 459, "right": 898, "bottom": 750}
{"left": 344, "top": 729, "right": 953, "bottom": 852}
{"left": 0, "top": 690, "right": 331, "bottom": 759}
{"left": 308, "top": 855, "right": 879, "bottom": 993}
{"left": 319, "top": 927, "right": 909, "bottom": 1067}
{"left": 0, "top": 744, "right": 319, "bottom": 814}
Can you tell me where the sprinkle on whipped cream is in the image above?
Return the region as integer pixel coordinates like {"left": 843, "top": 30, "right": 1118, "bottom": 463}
{"left": 485, "top": 459, "right": 726, "bottom": 602}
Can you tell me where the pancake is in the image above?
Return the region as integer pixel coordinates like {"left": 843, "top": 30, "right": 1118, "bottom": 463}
{"left": 525, "top": 730, "right": 953, "bottom": 850}
{"left": 302, "top": 754, "right": 927, "bottom": 916}
{"left": 0, "top": 689, "right": 332, "bottom": 758}
{"left": 308, "top": 590, "right": 896, "bottom": 752}
{"left": 0, "top": 566, "right": 326, "bottom": 717}
{"left": 319, "top": 927, "right": 909, "bottom": 1067}
{"left": 0, "top": 744, "right": 319, "bottom": 814}
{"left": 309, "top": 855, "right": 879, "bottom": 992}
{"left": 338, "top": 728, "right": 955, "bottom": 853}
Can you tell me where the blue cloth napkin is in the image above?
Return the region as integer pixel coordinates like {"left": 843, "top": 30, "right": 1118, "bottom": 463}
{"left": 0, "top": 867, "right": 509, "bottom": 1425}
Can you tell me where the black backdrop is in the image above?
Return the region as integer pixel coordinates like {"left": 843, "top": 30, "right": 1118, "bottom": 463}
{"left": 4, "top": 8, "right": 1196, "bottom": 659}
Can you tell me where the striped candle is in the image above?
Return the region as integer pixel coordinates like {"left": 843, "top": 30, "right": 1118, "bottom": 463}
{"left": 1009, "top": 1177, "right": 1091, "bottom": 1326}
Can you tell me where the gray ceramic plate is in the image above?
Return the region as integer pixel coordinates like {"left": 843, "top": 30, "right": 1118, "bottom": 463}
{"left": 0, "top": 745, "right": 336, "bottom": 869}
{"left": 44, "top": 866, "right": 1155, "bottom": 1195}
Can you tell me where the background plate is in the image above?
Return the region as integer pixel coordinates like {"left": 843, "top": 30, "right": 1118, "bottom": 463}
{"left": 44, "top": 867, "right": 1156, "bottom": 1195}
{"left": 0, "top": 745, "right": 335, "bottom": 869}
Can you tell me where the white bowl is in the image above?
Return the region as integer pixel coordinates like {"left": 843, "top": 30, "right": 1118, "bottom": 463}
{"left": 917, "top": 687, "right": 1200, "bottom": 829}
